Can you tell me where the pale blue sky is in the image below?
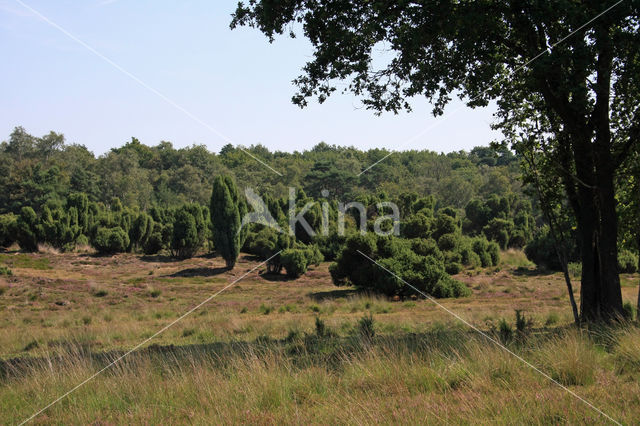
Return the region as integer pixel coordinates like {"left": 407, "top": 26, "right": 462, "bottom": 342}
{"left": 0, "top": 0, "right": 500, "bottom": 155}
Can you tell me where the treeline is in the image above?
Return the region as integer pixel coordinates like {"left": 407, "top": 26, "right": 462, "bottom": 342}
{"left": 0, "top": 126, "right": 521, "bottom": 214}
{"left": 1, "top": 127, "right": 637, "bottom": 294}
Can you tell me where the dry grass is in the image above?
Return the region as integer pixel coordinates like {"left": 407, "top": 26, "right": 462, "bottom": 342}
{"left": 0, "top": 249, "right": 639, "bottom": 424}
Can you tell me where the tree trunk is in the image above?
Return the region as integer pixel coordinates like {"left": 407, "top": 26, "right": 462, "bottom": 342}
{"left": 571, "top": 132, "right": 623, "bottom": 322}
{"left": 596, "top": 169, "right": 623, "bottom": 320}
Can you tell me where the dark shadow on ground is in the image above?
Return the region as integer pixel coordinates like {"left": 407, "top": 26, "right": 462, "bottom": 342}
{"left": 0, "top": 324, "right": 578, "bottom": 381}
{"left": 139, "top": 254, "right": 177, "bottom": 263}
{"left": 240, "top": 254, "right": 263, "bottom": 262}
{"left": 259, "top": 272, "right": 296, "bottom": 282}
{"left": 512, "top": 266, "right": 554, "bottom": 277}
{"left": 308, "top": 288, "right": 361, "bottom": 301}
{"left": 167, "top": 267, "right": 228, "bottom": 278}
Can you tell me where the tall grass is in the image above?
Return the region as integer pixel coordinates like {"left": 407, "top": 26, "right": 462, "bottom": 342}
{"left": 2, "top": 325, "right": 638, "bottom": 424}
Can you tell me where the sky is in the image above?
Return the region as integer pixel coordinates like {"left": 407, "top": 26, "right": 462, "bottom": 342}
{"left": 0, "top": 0, "right": 501, "bottom": 156}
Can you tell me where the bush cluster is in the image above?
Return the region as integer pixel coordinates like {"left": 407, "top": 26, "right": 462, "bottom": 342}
{"left": 463, "top": 195, "right": 534, "bottom": 249}
{"left": 524, "top": 225, "right": 579, "bottom": 270}
{"left": 280, "top": 246, "right": 323, "bottom": 278}
{"left": 330, "top": 234, "right": 471, "bottom": 298}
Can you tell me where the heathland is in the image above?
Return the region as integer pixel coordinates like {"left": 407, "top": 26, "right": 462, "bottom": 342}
{"left": 1, "top": 249, "right": 639, "bottom": 424}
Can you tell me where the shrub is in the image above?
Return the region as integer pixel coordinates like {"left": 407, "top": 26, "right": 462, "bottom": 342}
{"left": 433, "top": 213, "right": 459, "bottom": 240}
{"left": 247, "top": 228, "right": 295, "bottom": 273}
{"left": 210, "top": 175, "right": 247, "bottom": 268}
{"left": 524, "top": 225, "right": 579, "bottom": 271}
{"left": 331, "top": 234, "right": 470, "bottom": 298}
{"left": 618, "top": 250, "right": 638, "bottom": 274}
{"left": 171, "top": 207, "right": 201, "bottom": 258}
{"left": 487, "top": 242, "right": 500, "bottom": 266}
{"left": 410, "top": 238, "right": 443, "bottom": 260}
{"left": 431, "top": 275, "right": 471, "bottom": 298}
{"left": 306, "top": 244, "right": 324, "bottom": 266}
{"left": 281, "top": 249, "right": 308, "bottom": 278}
{"left": 40, "top": 206, "right": 82, "bottom": 252}
{"left": 16, "top": 207, "right": 40, "bottom": 252}
{"left": 358, "top": 313, "right": 375, "bottom": 340}
{"left": 401, "top": 213, "right": 433, "bottom": 239}
{"left": 280, "top": 248, "right": 309, "bottom": 278}
{"left": 0, "top": 264, "right": 12, "bottom": 276}
{"left": 130, "top": 213, "right": 153, "bottom": 252}
{"left": 508, "top": 230, "right": 527, "bottom": 249}
{"left": 471, "top": 237, "right": 492, "bottom": 267}
{"left": 143, "top": 223, "right": 165, "bottom": 255}
{"left": 458, "top": 244, "right": 481, "bottom": 268}
{"left": 92, "top": 227, "right": 130, "bottom": 254}
{"left": 497, "top": 318, "right": 513, "bottom": 344}
{"left": 482, "top": 218, "right": 513, "bottom": 249}
{"left": 0, "top": 214, "right": 17, "bottom": 248}
{"left": 437, "top": 233, "right": 459, "bottom": 251}
{"left": 445, "top": 262, "right": 462, "bottom": 275}
{"left": 312, "top": 232, "right": 346, "bottom": 261}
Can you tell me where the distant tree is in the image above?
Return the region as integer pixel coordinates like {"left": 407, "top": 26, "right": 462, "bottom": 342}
{"left": 304, "top": 161, "right": 356, "bottom": 198}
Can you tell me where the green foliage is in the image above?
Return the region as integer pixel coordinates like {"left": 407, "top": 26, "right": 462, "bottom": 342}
{"left": 171, "top": 208, "right": 198, "bottom": 258}
{"left": 470, "top": 237, "right": 499, "bottom": 268}
{"left": 280, "top": 246, "right": 323, "bottom": 278}
{"left": 171, "top": 204, "right": 206, "bottom": 259}
{"left": 525, "top": 226, "right": 578, "bottom": 271}
{"left": 357, "top": 313, "right": 375, "bottom": 340}
{"left": 0, "top": 214, "right": 17, "bottom": 248}
{"left": 142, "top": 222, "right": 165, "bottom": 255}
{"left": 92, "top": 227, "right": 130, "bottom": 254}
{"left": 622, "top": 301, "right": 636, "bottom": 321}
{"left": 410, "top": 238, "right": 443, "bottom": 261}
{"left": 210, "top": 176, "right": 247, "bottom": 268}
{"left": 437, "top": 233, "right": 459, "bottom": 252}
{"left": 16, "top": 207, "right": 40, "bottom": 252}
{"left": 482, "top": 218, "right": 513, "bottom": 250}
{"left": 330, "top": 234, "right": 470, "bottom": 298}
{"left": 130, "top": 213, "right": 153, "bottom": 252}
{"left": 312, "top": 232, "right": 346, "bottom": 261}
{"left": 246, "top": 227, "right": 295, "bottom": 273}
{"left": 433, "top": 213, "right": 459, "bottom": 240}
{"left": 401, "top": 213, "right": 433, "bottom": 239}
{"left": 0, "top": 264, "right": 12, "bottom": 276}
{"left": 40, "top": 205, "right": 82, "bottom": 252}
{"left": 280, "top": 249, "right": 309, "bottom": 278}
{"left": 231, "top": 0, "right": 639, "bottom": 321}
{"left": 618, "top": 250, "right": 638, "bottom": 274}
{"left": 445, "top": 262, "right": 462, "bottom": 275}
{"left": 498, "top": 318, "right": 513, "bottom": 344}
